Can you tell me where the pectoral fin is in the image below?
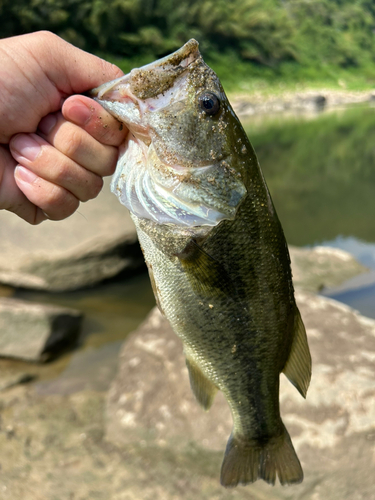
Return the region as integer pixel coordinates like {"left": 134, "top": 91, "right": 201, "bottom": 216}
{"left": 282, "top": 306, "right": 311, "bottom": 398}
{"left": 185, "top": 356, "right": 218, "bottom": 410}
{"left": 177, "top": 239, "right": 238, "bottom": 299}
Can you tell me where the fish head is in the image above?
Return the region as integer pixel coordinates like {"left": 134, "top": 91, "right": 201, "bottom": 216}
{"left": 91, "top": 40, "right": 249, "bottom": 227}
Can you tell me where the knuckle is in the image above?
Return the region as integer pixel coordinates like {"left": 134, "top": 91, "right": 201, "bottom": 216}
{"left": 58, "top": 129, "right": 83, "bottom": 160}
{"left": 51, "top": 161, "right": 70, "bottom": 185}
{"left": 45, "top": 186, "right": 79, "bottom": 219}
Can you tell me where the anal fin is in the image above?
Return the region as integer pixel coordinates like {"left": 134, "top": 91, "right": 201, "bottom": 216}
{"left": 283, "top": 306, "right": 312, "bottom": 398}
{"left": 186, "top": 356, "right": 218, "bottom": 410}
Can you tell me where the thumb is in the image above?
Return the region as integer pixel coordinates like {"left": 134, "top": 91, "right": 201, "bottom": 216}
{"left": 27, "top": 31, "right": 124, "bottom": 95}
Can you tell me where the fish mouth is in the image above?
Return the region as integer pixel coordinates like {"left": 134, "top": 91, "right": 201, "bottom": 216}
{"left": 90, "top": 39, "right": 200, "bottom": 137}
{"left": 91, "top": 40, "right": 247, "bottom": 228}
{"left": 91, "top": 39, "right": 199, "bottom": 100}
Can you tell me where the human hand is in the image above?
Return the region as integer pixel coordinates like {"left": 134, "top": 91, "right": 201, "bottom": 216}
{"left": 0, "top": 31, "right": 128, "bottom": 224}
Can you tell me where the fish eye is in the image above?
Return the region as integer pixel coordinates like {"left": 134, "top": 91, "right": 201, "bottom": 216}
{"left": 198, "top": 92, "right": 220, "bottom": 116}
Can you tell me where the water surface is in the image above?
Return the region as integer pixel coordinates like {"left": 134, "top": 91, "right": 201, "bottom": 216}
{"left": 3, "top": 104, "right": 375, "bottom": 387}
{"left": 246, "top": 105, "right": 375, "bottom": 317}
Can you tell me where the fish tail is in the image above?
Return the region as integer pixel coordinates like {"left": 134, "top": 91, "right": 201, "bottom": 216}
{"left": 220, "top": 425, "right": 303, "bottom": 487}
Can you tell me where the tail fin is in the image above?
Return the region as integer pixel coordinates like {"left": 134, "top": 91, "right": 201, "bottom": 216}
{"left": 220, "top": 425, "right": 303, "bottom": 487}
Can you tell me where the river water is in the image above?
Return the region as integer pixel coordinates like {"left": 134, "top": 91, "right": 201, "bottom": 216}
{"left": 246, "top": 104, "right": 375, "bottom": 318}
{"left": 7, "top": 103, "right": 375, "bottom": 388}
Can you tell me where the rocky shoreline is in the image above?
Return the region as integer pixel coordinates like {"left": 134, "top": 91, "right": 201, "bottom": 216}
{"left": 0, "top": 89, "right": 374, "bottom": 498}
{"left": 0, "top": 244, "right": 374, "bottom": 499}
{"left": 231, "top": 89, "right": 374, "bottom": 118}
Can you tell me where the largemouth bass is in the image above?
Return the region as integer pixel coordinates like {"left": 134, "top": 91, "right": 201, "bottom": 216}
{"left": 91, "top": 40, "right": 311, "bottom": 487}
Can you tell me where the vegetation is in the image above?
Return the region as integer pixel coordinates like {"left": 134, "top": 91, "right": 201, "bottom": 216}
{"left": 2, "top": 0, "right": 375, "bottom": 90}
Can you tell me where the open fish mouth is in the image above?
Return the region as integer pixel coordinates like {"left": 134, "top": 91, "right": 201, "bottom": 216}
{"left": 91, "top": 40, "right": 247, "bottom": 227}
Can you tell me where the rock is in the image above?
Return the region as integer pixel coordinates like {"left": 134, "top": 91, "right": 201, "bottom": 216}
{"left": 0, "top": 178, "right": 143, "bottom": 292}
{"left": 0, "top": 370, "right": 34, "bottom": 391}
{"left": 231, "top": 90, "right": 374, "bottom": 118}
{"left": 106, "top": 291, "right": 375, "bottom": 497}
{"left": 0, "top": 297, "right": 83, "bottom": 361}
{"left": 35, "top": 340, "right": 123, "bottom": 395}
{"left": 289, "top": 245, "right": 367, "bottom": 292}
{"left": 314, "top": 94, "right": 326, "bottom": 110}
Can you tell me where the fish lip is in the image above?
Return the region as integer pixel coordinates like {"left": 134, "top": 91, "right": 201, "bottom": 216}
{"left": 90, "top": 74, "right": 130, "bottom": 99}
{"left": 90, "top": 40, "right": 201, "bottom": 146}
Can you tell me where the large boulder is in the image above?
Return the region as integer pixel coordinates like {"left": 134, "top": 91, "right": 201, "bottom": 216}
{"left": 289, "top": 245, "right": 367, "bottom": 292}
{"left": 106, "top": 289, "right": 375, "bottom": 498}
{"left": 0, "top": 179, "right": 143, "bottom": 292}
{"left": 0, "top": 297, "right": 82, "bottom": 361}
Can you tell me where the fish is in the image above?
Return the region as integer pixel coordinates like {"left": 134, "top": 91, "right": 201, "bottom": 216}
{"left": 91, "top": 39, "right": 312, "bottom": 487}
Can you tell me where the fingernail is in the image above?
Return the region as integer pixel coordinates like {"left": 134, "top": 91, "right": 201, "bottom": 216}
{"left": 38, "top": 114, "right": 57, "bottom": 135}
{"left": 66, "top": 101, "right": 92, "bottom": 126}
{"left": 12, "top": 135, "right": 41, "bottom": 162}
{"left": 15, "top": 165, "right": 38, "bottom": 184}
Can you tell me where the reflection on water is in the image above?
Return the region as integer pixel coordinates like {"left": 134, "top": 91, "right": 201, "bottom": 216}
{"left": 0, "top": 104, "right": 374, "bottom": 499}
{"left": 246, "top": 105, "right": 375, "bottom": 318}
{"left": 318, "top": 236, "right": 375, "bottom": 319}
{"left": 247, "top": 105, "right": 375, "bottom": 246}
{"left": 321, "top": 235, "right": 375, "bottom": 270}
{"left": 3, "top": 104, "right": 375, "bottom": 386}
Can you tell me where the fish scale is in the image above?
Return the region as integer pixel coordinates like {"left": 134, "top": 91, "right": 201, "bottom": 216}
{"left": 91, "top": 39, "right": 312, "bottom": 487}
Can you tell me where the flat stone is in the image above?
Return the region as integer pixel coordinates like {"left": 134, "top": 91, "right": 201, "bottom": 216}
{"left": 0, "top": 178, "right": 143, "bottom": 292}
{"left": 289, "top": 245, "right": 367, "bottom": 292}
{"left": 106, "top": 291, "right": 375, "bottom": 497}
{"left": 0, "top": 370, "right": 34, "bottom": 391}
{"left": 0, "top": 297, "right": 83, "bottom": 361}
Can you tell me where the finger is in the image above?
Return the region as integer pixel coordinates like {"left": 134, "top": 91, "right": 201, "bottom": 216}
{"left": 9, "top": 133, "right": 103, "bottom": 202}
{"left": 38, "top": 110, "right": 119, "bottom": 176}
{"left": 14, "top": 165, "right": 80, "bottom": 221}
{"left": 0, "top": 145, "right": 46, "bottom": 225}
{"left": 62, "top": 95, "right": 128, "bottom": 146}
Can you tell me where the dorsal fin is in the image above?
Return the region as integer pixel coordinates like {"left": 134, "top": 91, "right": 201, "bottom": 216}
{"left": 282, "top": 306, "right": 311, "bottom": 398}
{"left": 185, "top": 356, "right": 218, "bottom": 410}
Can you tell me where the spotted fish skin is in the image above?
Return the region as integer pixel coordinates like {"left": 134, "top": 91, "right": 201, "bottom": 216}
{"left": 91, "top": 39, "right": 311, "bottom": 487}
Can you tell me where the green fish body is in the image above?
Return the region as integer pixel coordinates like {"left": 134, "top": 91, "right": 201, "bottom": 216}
{"left": 91, "top": 40, "right": 311, "bottom": 487}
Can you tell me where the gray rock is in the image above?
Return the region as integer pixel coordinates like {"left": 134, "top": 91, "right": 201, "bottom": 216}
{"left": 0, "top": 178, "right": 143, "bottom": 292}
{"left": 289, "top": 245, "right": 367, "bottom": 292}
{"left": 106, "top": 291, "right": 375, "bottom": 496}
{"left": 0, "top": 297, "right": 83, "bottom": 361}
{"left": 0, "top": 370, "right": 34, "bottom": 391}
{"left": 231, "top": 90, "right": 374, "bottom": 118}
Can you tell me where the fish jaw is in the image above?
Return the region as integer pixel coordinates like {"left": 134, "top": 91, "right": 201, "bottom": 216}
{"left": 90, "top": 39, "right": 200, "bottom": 133}
{"left": 91, "top": 40, "right": 248, "bottom": 228}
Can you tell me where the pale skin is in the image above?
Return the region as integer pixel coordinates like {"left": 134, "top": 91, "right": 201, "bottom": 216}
{"left": 0, "top": 31, "right": 128, "bottom": 224}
